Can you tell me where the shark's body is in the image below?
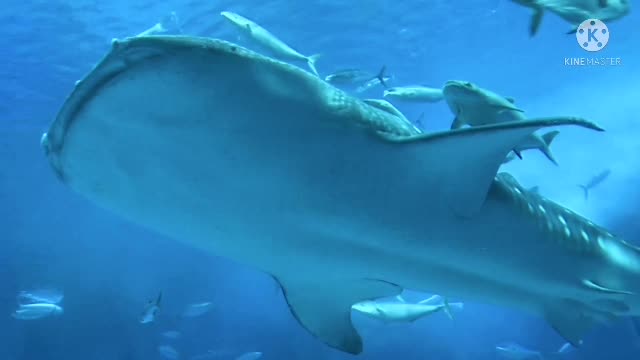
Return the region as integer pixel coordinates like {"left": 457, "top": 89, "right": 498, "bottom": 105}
{"left": 42, "top": 36, "right": 640, "bottom": 355}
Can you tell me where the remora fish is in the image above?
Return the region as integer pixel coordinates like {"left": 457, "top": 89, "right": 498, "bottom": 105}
{"left": 443, "top": 80, "right": 561, "bottom": 165}
{"left": 220, "top": 11, "right": 321, "bottom": 76}
{"left": 43, "top": 36, "right": 640, "bottom": 356}
{"left": 510, "top": 0, "right": 631, "bottom": 35}
{"left": 136, "top": 12, "right": 182, "bottom": 37}
{"left": 325, "top": 69, "right": 373, "bottom": 85}
{"left": 383, "top": 85, "right": 444, "bottom": 103}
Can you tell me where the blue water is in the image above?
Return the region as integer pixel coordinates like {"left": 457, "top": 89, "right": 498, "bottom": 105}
{"left": 2, "top": 0, "right": 639, "bottom": 359}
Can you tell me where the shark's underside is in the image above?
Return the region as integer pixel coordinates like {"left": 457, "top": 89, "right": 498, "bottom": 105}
{"left": 41, "top": 36, "right": 640, "bottom": 355}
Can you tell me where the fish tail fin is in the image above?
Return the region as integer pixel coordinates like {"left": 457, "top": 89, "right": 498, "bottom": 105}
{"left": 448, "top": 302, "right": 464, "bottom": 312}
{"left": 577, "top": 184, "right": 589, "bottom": 200}
{"left": 539, "top": 130, "right": 560, "bottom": 165}
{"left": 306, "top": 54, "right": 322, "bottom": 77}
{"left": 156, "top": 291, "right": 163, "bottom": 306}
{"left": 376, "top": 65, "right": 388, "bottom": 88}
{"left": 443, "top": 298, "right": 454, "bottom": 320}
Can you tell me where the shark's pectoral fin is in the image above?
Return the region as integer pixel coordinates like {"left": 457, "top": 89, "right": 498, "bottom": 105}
{"left": 383, "top": 117, "right": 603, "bottom": 217}
{"left": 272, "top": 275, "right": 401, "bottom": 354}
{"left": 544, "top": 304, "right": 591, "bottom": 347}
{"left": 450, "top": 116, "right": 464, "bottom": 129}
{"left": 530, "top": 8, "right": 544, "bottom": 36}
{"left": 582, "top": 279, "right": 634, "bottom": 295}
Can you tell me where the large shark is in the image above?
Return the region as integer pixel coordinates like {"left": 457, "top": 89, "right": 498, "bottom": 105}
{"left": 41, "top": 36, "right": 640, "bottom": 355}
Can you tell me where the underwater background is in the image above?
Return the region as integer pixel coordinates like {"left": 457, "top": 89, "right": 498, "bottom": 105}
{"left": 1, "top": 0, "right": 639, "bottom": 359}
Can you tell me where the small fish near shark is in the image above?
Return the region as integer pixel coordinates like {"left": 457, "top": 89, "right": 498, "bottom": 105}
{"left": 140, "top": 292, "right": 162, "bottom": 324}
{"left": 383, "top": 85, "right": 444, "bottom": 103}
{"left": 578, "top": 169, "right": 611, "bottom": 200}
{"left": 325, "top": 66, "right": 389, "bottom": 89}
{"left": 220, "top": 11, "right": 321, "bottom": 77}
{"left": 42, "top": 35, "right": 640, "bottom": 355}
{"left": 496, "top": 342, "right": 544, "bottom": 359}
{"left": 352, "top": 294, "right": 463, "bottom": 323}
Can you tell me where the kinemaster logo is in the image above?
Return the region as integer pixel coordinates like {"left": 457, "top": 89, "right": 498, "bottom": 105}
{"left": 564, "top": 19, "right": 622, "bottom": 67}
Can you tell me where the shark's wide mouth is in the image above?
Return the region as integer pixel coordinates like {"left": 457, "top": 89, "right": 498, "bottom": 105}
{"left": 42, "top": 36, "right": 247, "bottom": 183}
{"left": 42, "top": 38, "right": 171, "bottom": 182}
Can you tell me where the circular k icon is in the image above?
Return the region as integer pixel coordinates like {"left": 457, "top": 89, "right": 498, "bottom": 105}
{"left": 576, "top": 19, "right": 610, "bottom": 52}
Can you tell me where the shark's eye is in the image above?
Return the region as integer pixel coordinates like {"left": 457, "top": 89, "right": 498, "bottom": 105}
{"left": 464, "top": 82, "right": 473, "bottom": 87}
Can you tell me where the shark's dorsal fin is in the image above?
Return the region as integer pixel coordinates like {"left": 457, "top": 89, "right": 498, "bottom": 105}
{"left": 380, "top": 117, "right": 603, "bottom": 217}
{"left": 395, "top": 295, "right": 406, "bottom": 303}
{"left": 272, "top": 275, "right": 401, "bottom": 354}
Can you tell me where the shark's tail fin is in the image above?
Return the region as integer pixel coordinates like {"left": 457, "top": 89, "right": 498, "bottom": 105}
{"left": 376, "top": 65, "right": 388, "bottom": 88}
{"left": 306, "top": 54, "right": 322, "bottom": 77}
{"left": 578, "top": 184, "right": 589, "bottom": 200}
{"left": 538, "top": 130, "right": 560, "bottom": 165}
{"left": 155, "top": 291, "right": 163, "bottom": 306}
